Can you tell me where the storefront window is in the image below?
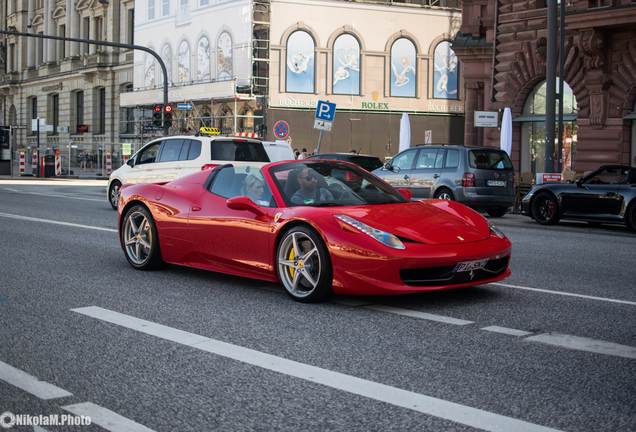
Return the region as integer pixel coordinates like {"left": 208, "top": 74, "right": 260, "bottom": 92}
{"left": 286, "top": 31, "right": 315, "bottom": 93}
{"left": 433, "top": 41, "right": 458, "bottom": 99}
{"left": 390, "top": 38, "right": 416, "bottom": 97}
{"left": 520, "top": 80, "right": 577, "bottom": 175}
{"left": 332, "top": 34, "right": 360, "bottom": 95}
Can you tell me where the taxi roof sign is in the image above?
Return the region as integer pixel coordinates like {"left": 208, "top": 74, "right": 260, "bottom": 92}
{"left": 199, "top": 127, "right": 221, "bottom": 136}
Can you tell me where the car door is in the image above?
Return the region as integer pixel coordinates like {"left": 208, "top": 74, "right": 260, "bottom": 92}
{"left": 381, "top": 149, "right": 417, "bottom": 190}
{"left": 152, "top": 139, "right": 188, "bottom": 182}
{"left": 411, "top": 148, "right": 441, "bottom": 198}
{"left": 562, "top": 167, "right": 626, "bottom": 217}
{"left": 188, "top": 165, "right": 277, "bottom": 278}
{"left": 125, "top": 141, "right": 162, "bottom": 184}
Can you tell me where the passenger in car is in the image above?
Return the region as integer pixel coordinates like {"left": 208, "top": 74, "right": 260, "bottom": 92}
{"left": 242, "top": 174, "right": 270, "bottom": 206}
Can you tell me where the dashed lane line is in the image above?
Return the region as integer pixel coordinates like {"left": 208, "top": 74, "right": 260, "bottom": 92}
{"left": 365, "top": 305, "right": 474, "bottom": 325}
{"left": 71, "top": 305, "right": 562, "bottom": 432}
{"left": 62, "top": 403, "right": 157, "bottom": 432}
{"left": 0, "top": 360, "right": 72, "bottom": 400}
{"left": 489, "top": 282, "right": 636, "bottom": 306}
{"left": 1, "top": 187, "right": 104, "bottom": 202}
{"left": 0, "top": 212, "right": 117, "bottom": 233}
{"left": 481, "top": 326, "right": 533, "bottom": 337}
{"left": 525, "top": 333, "right": 636, "bottom": 360}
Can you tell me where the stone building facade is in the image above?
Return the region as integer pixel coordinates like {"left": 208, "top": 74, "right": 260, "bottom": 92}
{"left": 0, "top": 0, "right": 135, "bottom": 176}
{"left": 454, "top": 0, "right": 636, "bottom": 176}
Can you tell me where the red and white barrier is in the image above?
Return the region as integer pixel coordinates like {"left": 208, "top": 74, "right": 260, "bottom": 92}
{"left": 105, "top": 152, "right": 112, "bottom": 175}
{"left": 55, "top": 149, "right": 61, "bottom": 176}
{"left": 235, "top": 132, "right": 258, "bottom": 138}
{"left": 31, "top": 151, "right": 38, "bottom": 174}
{"left": 19, "top": 152, "right": 25, "bottom": 175}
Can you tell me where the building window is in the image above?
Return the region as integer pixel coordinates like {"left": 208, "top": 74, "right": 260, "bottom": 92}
{"left": 588, "top": 0, "right": 611, "bottom": 8}
{"left": 332, "top": 34, "right": 360, "bottom": 95}
{"left": 178, "top": 40, "right": 191, "bottom": 82}
{"left": 74, "top": 91, "right": 85, "bottom": 133}
{"left": 8, "top": 43, "right": 15, "bottom": 72}
{"left": 29, "top": 97, "right": 38, "bottom": 135}
{"left": 148, "top": 0, "right": 156, "bottom": 20}
{"left": 179, "top": 0, "right": 188, "bottom": 15}
{"left": 94, "top": 87, "right": 106, "bottom": 135}
{"left": 217, "top": 32, "right": 233, "bottom": 80}
{"left": 48, "top": 94, "right": 59, "bottom": 135}
{"left": 58, "top": 25, "right": 66, "bottom": 59}
{"left": 433, "top": 41, "right": 459, "bottom": 99}
{"left": 162, "top": 0, "right": 170, "bottom": 16}
{"left": 520, "top": 80, "right": 578, "bottom": 175}
{"left": 161, "top": 44, "right": 172, "bottom": 85}
{"left": 144, "top": 53, "right": 156, "bottom": 87}
{"left": 120, "top": 84, "right": 136, "bottom": 135}
{"left": 286, "top": 30, "right": 315, "bottom": 93}
{"left": 390, "top": 38, "right": 416, "bottom": 97}
{"left": 127, "top": 9, "right": 135, "bottom": 44}
{"left": 95, "top": 17, "right": 103, "bottom": 43}
{"left": 197, "top": 37, "right": 210, "bottom": 81}
{"left": 82, "top": 17, "right": 90, "bottom": 54}
{"left": 38, "top": 32, "right": 44, "bottom": 65}
{"left": 631, "top": 100, "right": 636, "bottom": 167}
{"left": 200, "top": 0, "right": 209, "bottom": 5}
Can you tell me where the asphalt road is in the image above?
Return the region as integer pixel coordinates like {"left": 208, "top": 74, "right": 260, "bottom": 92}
{"left": 0, "top": 180, "right": 634, "bottom": 432}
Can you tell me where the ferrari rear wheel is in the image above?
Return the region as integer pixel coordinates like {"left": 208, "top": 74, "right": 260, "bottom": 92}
{"left": 277, "top": 226, "right": 332, "bottom": 303}
{"left": 531, "top": 192, "right": 560, "bottom": 225}
{"left": 121, "top": 205, "right": 164, "bottom": 270}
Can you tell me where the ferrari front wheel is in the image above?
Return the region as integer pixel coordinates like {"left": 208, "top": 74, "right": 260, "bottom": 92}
{"left": 121, "top": 205, "right": 164, "bottom": 270}
{"left": 277, "top": 226, "right": 332, "bottom": 303}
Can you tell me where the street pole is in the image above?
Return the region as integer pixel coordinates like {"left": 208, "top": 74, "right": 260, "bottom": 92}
{"left": 316, "top": 130, "right": 324, "bottom": 155}
{"left": 36, "top": 118, "right": 40, "bottom": 177}
{"left": 0, "top": 30, "right": 170, "bottom": 135}
{"left": 557, "top": 0, "right": 566, "bottom": 173}
{"left": 545, "top": 0, "right": 558, "bottom": 173}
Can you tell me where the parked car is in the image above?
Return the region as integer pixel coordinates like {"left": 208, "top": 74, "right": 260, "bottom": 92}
{"left": 107, "top": 133, "right": 271, "bottom": 209}
{"left": 307, "top": 152, "right": 384, "bottom": 172}
{"left": 118, "top": 159, "right": 511, "bottom": 302}
{"left": 521, "top": 165, "right": 636, "bottom": 231}
{"left": 373, "top": 145, "right": 515, "bottom": 217}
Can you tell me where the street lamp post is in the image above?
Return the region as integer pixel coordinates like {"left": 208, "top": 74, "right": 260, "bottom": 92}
{"left": 0, "top": 29, "right": 170, "bottom": 135}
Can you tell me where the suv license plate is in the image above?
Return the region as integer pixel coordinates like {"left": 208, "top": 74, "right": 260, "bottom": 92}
{"left": 487, "top": 180, "right": 506, "bottom": 187}
{"left": 454, "top": 259, "right": 488, "bottom": 273}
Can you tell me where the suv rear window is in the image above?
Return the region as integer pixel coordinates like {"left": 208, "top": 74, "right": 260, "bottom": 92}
{"left": 349, "top": 156, "right": 383, "bottom": 172}
{"left": 469, "top": 150, "right": 512, "bottom": 170}
{"left": 210, "top": 140, "right": 270, "bottom": 162}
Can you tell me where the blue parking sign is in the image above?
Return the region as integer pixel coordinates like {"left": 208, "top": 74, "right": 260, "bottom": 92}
{"left": 315, "top": 100, "right": 336, "bottom": 122}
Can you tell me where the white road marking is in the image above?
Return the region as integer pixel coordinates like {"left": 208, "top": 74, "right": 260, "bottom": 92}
{"left": 0, "top": 212, "right": 117, "bottom": 233}
{"left": 0, "top": 179, "right": 107, "bottom": 186}
{"left": 365, "top": 305, "right": 474, "bottom": 325}
{"left": 71, "top": 306, "right": 561, "bottom": 432}
{"left": 0, "top": 361, "right": 72, "bottom": 400}
{"left": 62, "top": 402, "right": 156, "bottom": 432}
{"left": 525, "top": 333, "right": 636, "bottom": 360}
{"left": 489, "top": 282, "right": 636, "bottom": 306}
{"left": 1, "top": 187, "right": 103, "bottom": 202}
{"left": 481, "top": 326, "right": 533, "bottom": 337}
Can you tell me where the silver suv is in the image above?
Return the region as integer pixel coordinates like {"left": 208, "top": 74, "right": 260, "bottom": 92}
{"left": 373, "top": 145, "right": 515, "bottom": 217}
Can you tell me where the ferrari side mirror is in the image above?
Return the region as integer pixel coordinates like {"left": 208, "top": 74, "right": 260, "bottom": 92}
{"left": 397, "top": 188, "right": 412, "bottom": 200}
{"left": 226, "top": 196, "right": 264, "bottom": 216}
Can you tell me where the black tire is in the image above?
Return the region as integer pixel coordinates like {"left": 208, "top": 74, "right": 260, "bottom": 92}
{"left": 120, "top": 205, "right": 164, "bottom": 270}
{"left": 108, "top": 180, "right": 121, "bottom": 210}
{"left": 276, "top": 225, "right": 333, "bottom": 303}
{"left": 434, "top": 188, "right": 454, "bottom": 200}
{"left": 626, "top": 203, "right": 636, "bottom": 232}
{"left": 531, "top": 192, "right": 560, "bottom": 225}
{"left": 486, "top": 207, "right": 508, "bottom": 218}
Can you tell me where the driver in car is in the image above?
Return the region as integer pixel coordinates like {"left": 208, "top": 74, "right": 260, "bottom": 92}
{"left": 291, "top": 168, "right": 334, "bottom": 205}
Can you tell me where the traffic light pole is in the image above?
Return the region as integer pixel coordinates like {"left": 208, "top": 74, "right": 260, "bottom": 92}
{"left": 0, "top": 29, "right": 170, "bottom": 136}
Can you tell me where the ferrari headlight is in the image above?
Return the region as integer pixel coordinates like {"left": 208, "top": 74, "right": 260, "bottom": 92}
{"left": 489, "top": 224, "right": 506, "bottom": 239}
{"left": 335, "top": 215, "right": 405, "bottom": 250}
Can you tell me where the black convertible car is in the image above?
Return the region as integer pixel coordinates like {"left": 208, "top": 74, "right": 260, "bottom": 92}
{"left": 521, "top": 165, "right": 636, "bottom": 231}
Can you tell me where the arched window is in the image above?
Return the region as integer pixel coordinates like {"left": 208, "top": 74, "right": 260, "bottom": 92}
{"left": 197, "top": 37, "right": 210, "bottom": 81}
{"left": 217, "top": 32, "right": 233, "bottom": 80}
{"left": 630, "top": 100, "right": 636, "bottom": 167}
{"left": 178, "top": 40, "right": 191, "bottom": 83}
{"left": 520, "top": 80, "right": 578, "bottom": 175}
{"left": 286, "top": 30, "right": 315, "bottom": 93}
{"left": 332, "top": 34, "right": 360, "bottom": 95}
{"left": 433, "top": 41, "right": 459, "bottom": 99}
{"left": 161, "top": 44, "right": 172, "bottom": 85}
{"left": 390, "top": 38, "right": 416, "bottom": 97}
{"left": 144, "top": 53, "right": 156, "bottom": 87}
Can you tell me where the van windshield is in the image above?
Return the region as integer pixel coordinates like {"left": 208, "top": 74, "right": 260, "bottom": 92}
{"left": 469, "top": 150, "right": 513, "bottom": 170}
{"left": 210, "top": 140, "right": 269, "bottom": 162}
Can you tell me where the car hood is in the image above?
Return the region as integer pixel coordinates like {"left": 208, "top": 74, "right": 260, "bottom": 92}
{"left": 332, "top": 200, "right": 491, "bottom": 245}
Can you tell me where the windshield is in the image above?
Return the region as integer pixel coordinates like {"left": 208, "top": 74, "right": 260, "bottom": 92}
{"left": 270, "top": 162, "right": 407, "bottom": 207}
{"left": 469, "top": 150, "right": 513, "bottom": 170}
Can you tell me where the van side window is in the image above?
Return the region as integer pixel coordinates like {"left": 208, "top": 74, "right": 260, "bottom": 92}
{"left": 137, "top": 142, "right": 161, "bottom": 165}
{"left": 211, "top": 140, "right": 269, "bottom": 162}
{"left": 392, "top": 150, "right": 416, "bottom": 170}
{"left": 187, "top": 140, "right": 202, "bottom": 160}
{"left": 158, "top": 139, "right": 184, "bottom": 162}
{"left": 415, "top": 149, "right": 439, "bottom": 169}
{"left": 445, "top": 150, "right": 459, "bottom": 168}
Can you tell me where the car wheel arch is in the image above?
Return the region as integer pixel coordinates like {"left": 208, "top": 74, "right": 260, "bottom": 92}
{"left": 273, "top": 220, "right": 331, "bottom": 268}
{"left": 119, "top": 200, "right": 151, "bottom": 228}
{"left": 434, "top": 186, "right": 454, "bottom": 199}
{"left": 530, "top": 189, "right": 560, "bottom": 219}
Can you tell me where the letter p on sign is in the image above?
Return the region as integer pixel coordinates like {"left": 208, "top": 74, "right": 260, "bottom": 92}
{"left": 315, "top": 100, "right": 336, "bottom": 122}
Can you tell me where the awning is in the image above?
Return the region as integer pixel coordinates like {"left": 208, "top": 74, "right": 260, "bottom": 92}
{"left": 512, "top": 114, "right": 577, "bottom": 122}
{"left": 120, "top": 80, "right": 237, "bottom": 107}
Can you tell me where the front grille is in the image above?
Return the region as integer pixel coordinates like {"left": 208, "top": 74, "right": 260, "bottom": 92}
{"left": 400, "top": 255, "right": 510, "bottom": 286}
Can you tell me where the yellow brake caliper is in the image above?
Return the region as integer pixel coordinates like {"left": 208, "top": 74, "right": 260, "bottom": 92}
{"left": 288, "top": 248, "right": 296, "bottom": 279}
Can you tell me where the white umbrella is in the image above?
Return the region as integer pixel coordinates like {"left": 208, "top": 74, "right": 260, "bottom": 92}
{"left": 500, "top": 107, "right": 512, "bottom": 156}
{"left": 399, "top": 112, "right": 411, "bottom": 152}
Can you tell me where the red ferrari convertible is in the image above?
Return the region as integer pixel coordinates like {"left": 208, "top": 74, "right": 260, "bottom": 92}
{"left": 118, "top": 160, "right": 511, "bottom": 302}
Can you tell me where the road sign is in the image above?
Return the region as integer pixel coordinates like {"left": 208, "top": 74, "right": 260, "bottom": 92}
{"left": 121, "top": 143, "right": 132, "bottom": 156}
{"left": 315, "top": 100, "right": 336, "bottom": 122}
{"left": 177, "top": 103, "right": 193, "bottom": 111}
{"left": 273, "top": 120, "right": 290, "bottom": 139}
{"left": 474, "top": 111, "right": 498, "bottom": 128}
{"left": 313, "top": 119, "right": 332, "bottom": 131}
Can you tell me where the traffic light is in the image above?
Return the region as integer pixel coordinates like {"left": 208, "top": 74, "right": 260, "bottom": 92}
{"left": 163, "top": 105, "right": 173, "bottom": 128}
{"left": 152, "top": 104, "right": 162, "bottom": 128}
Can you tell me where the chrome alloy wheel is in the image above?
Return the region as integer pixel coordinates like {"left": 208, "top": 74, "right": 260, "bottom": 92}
{"left": 278, "top": 232, "right": 322, "bottom": 299}
{"left": 123, "top": 211, "right": 153, "bottom": 265}
{"left": 109, "top": 182, "right": 121, "bottom": 208}
{"left": 438, "top": 191, "right": 453, "bottom": 200}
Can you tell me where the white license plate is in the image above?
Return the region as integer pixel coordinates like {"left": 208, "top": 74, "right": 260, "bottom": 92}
{"left": 487, "top": 180, "right": 506, "bottom": 187}
{"left": 453, "top": 259, "right": 488, "bottom": 273}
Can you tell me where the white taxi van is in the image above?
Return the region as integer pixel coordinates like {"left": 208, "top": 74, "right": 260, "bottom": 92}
{"left": 107, "top": 128, "right": 272, "bottom": 209}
